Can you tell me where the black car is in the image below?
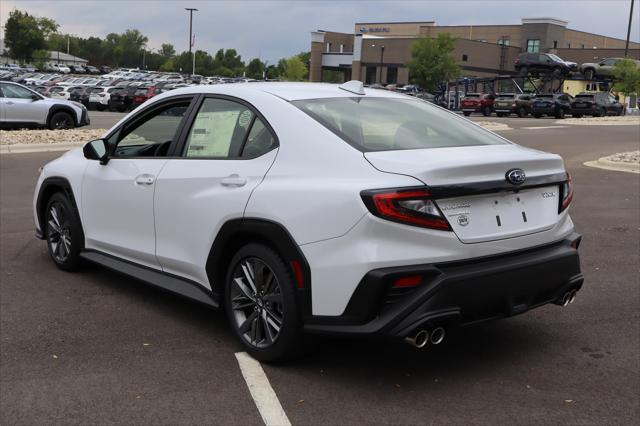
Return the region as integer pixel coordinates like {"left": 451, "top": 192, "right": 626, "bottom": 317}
{"left": 493, "top": 93, "right": 534, "bottom": 117}
{"left": 514, "top": 53, "right": 578, "bottom": 76}
{"left": 531, "top": 93, "right": 574, "bottom": 119}
{"left": 99, "top": 65, "right": 112, "bottom": 74}
{"left": 68, "top": 86, "right": 92, "bottom": 107}
{"left": 571, "top": 92, "right": 624, "bottom": 117}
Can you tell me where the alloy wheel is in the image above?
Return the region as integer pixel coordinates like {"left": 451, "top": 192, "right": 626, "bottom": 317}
{"left": 54, "top": 115, "right": 73, "bottom": 129}
{"left": 47, "top": 202, "right": 72, "bottom": 263}
{"left": 230, "top": 257, "right": 284, "bottom": 348}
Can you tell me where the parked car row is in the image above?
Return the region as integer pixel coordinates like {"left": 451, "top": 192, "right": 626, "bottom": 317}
{"left": 461, "top": 91, "right": 624, "bottom": 118}
{"left": 514, "top": 53, "right": 640, "bottom": 79}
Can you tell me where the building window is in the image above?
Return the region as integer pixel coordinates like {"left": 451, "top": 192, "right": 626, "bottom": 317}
{"left": 527, "top": 39, "right": 540, "bottom": 52}
{"left": 553, "top": 40, "right": 558, "bottom": 49}
{"left": 462, "top": 54, "right": 468, "bottom": 61}
{"left": 326, "top": 43, "right": 331, "bottom": 52}
{"left": 387, "top": 67, "right": 398, "bottom": 84}
{"left": 498, "top": 38, "right": 510, "bottom": 46}
{"left": 365, "top": 66, "right": 377, "bottom": 84}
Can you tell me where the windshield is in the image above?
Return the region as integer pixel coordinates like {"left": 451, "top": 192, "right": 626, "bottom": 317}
{"left": 548, "top": 54, "right": 563, "bottom": 62}
{"left": 293, "top": 97, "right": 507, "bottom": 152}
{"left": 576, "top": 94, "right": 594, "bottom": 99}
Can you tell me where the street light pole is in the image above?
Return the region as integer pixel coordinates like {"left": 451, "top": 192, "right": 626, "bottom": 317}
{"left": 185, "top": 7, "right": 198, "bottom": 76}
{"left": 624, "top": 0, "right": 635, "bottom": 57}
{"left": 379, "top": 45, "right": 385, "bottom": 85}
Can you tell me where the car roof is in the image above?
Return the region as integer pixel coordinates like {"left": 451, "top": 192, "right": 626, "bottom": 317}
{"left": 161, "top": 82, "right": 409, "bottom": 102}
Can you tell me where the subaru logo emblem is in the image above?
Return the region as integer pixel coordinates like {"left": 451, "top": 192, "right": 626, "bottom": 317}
{"left": 457, "top": 215, "right": 469, "bottom": 227}
{"left": 506, "top": 168, "right": 526, "bottom": 185}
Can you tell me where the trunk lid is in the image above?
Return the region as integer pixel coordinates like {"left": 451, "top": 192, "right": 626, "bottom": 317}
{"left": 364, "top": 145, "right": 566, "bottom": 243}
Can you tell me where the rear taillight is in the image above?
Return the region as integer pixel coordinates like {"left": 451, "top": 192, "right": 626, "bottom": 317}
{"left": 393, "top": 275, "right": 422, "bottom": 288}
{"left": 361, "top": 188, "right": 451, "bottom": 231}
{"left": 559, "top": 173, "right": 574, "bottom": 213}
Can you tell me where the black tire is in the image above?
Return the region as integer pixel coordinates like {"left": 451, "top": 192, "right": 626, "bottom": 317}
{"left": 225, "top": 243, "right": 303, "bottom": 363}
{"left": 463, "top": 111, "right": 471, "bottom": 116}
{"left": 573, "top": 113, "right": 583, "bottom": 118}
{"left": 117, "top": 106, "right": 127, "bottom": 113}
{"left": 555, "top": 108, "right": 565, "bottom": 119}
{"left": 96, "top": 104, "right": 106, "bottom": 111}
{"left": 45, "top": 192, "right": 84, "bottom": 271}
{"left": 533, "top": 113, "right": 542, "bottom": 119}
{"left": 584, "top": 69, "right": 595, "bottom": 80}
{"left": 596, "top": 107, "right": 606, "bottom": 117}
{"left": 48, "top": 111, "right": 75, "bottom": 130}
{"left": 482, "top": 106, "right": 492, "bottom": 117}
{"left": 496, "top": 112, "right": 505, "bottom": 117}
{"left": 517, "top": 106, "right": 527, "bottom": 118}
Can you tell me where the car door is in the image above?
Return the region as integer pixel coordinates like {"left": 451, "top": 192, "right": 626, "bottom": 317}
{"left": 81, "top": 96, "right": 196, "bottom": 269}
{"left": 154, "top": 96, "right": 278, "bottom": 288}
{"left": 0, "top": 82, "right": 48, "bottom": 125}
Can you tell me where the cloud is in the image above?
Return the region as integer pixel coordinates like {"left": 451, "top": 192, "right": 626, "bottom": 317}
{"left": 1, "top": 0, "right": 638, "bottom": 63}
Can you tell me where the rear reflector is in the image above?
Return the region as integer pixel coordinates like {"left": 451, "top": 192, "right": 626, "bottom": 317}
{"left": 393, "top": 275, "right": 422, "bottom": 288}
{"left": 290, "top": 260, "right": 304, "bottom": 289}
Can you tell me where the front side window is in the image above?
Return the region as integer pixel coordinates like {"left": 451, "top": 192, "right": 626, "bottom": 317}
{"left": 294, "top": 97, "right": 508, "bottom": 152}
{"left": 0, "top": 83, "right": 34, "bottom": 99}
{"left": 114, "top": 101, "right": 190, "bottom": 157}
{"left": 527, "top": 39, "right": 540, "bottom": 53}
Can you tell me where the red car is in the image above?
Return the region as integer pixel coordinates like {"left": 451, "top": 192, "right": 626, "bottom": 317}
{"left": 131, "top": 86, "right": 160, "bottom": 109}
{"left": 461, "top": 93, "right": 496, "bottom": 117}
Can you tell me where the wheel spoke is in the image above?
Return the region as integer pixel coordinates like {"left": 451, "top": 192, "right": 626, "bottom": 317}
{"left": 262, "top": 270, "right": 275, "bottom": 294}
{"left": 263, "top": 292, "right": 282, "bottom": 305}
{"left": 48, "top": 219, "right": 61, "bottom": 235}
{"left": 241, "top": 261, "right": 258, "bottom": 294}
{"left": 261, "top": 310, "right": 275, "bottom": 344}
{"left": 239, "top": 310, "right": 259, "bottom": 334}
{"left": 50, "top": 206, "right": 61, "bottom": 228}
{"left": 233, "top": 277, "right": 256, "bottom": 302}
{"left": 232, "top": 294, "right": 255, "bottom": 310}
{"left": 264, "top": 307, "right": 283, "bottom": 329}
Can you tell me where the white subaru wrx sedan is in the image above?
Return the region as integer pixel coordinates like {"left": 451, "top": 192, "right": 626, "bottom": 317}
{"left": 33, "top": 81, "right": 582, "bottom": 362}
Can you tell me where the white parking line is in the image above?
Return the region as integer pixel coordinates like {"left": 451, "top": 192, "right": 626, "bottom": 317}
{"left": 235, "top": 352, "right": 291, "bottom": 426}
{"left": 521, "top": 126, "right": 569, "bottom": 130}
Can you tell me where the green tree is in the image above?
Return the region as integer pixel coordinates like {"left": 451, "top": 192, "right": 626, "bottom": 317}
{"left": 296, "top": 51, "right": 311, "bottom": 79}
{"left": 283, "top": 56, "right": 308, "bottom": 81}
{"left": 612, "top": 58, "right": 640, "bottom": 96}
{"left": 407, "top": 33, "right": 461, "bottom": 92}
{"left": 245, "top": 58, "right": 265, "bottom": 79}
{"left": 159, "top": 58, "right": 176, "bottom": 72}
{"left": 4, "top": 10, "right": 59, "bottom": 62}
{"left": 160, "top": 43, "right": 176, "bottom": 58}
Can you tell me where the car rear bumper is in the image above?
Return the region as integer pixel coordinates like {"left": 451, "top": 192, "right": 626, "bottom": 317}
{"left": 304, "top": 233, "right": 583, "bottom": 339}
{"left": 532, "top": 106, "right": 557, "bottom": 114}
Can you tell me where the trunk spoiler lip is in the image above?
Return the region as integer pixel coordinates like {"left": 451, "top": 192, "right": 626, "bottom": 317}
{"left": 362, "top": 172, "right": 569, "bottom": 199}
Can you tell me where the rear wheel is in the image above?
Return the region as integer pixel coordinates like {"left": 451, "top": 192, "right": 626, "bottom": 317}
{"left": 555, "top": 108, "right": 565, "bottom": 119}
{"left": 48, "top": 111, "right": 75, "bottom": 130}
{"left": 225, "top": 243, "right": 303, "bottom": 363}
{"left": 482, "top": 106, "right": 492, "bottom": 117}
{"left": 45, "top": 192, "right": 83, "bottom": 271}
{"left": 463, "top": 111, "right": 471, "bottom": 116}
{"left": 517, "top": 106, "right": 527, "bottom": 118}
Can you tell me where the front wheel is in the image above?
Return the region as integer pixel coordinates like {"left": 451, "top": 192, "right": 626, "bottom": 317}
{"left": 48, "top": 111, "right": 75, "bottom": 130}
{"left": 225, "top": 243, "right": 303, "bottom": 363}
{"left": 517, "top": 107, "right": 527, "bottom": 118}
{"left": 555, "top": 108, "right": 565, "bottom": 119}
{"left": 45, "top": 192, "right": 84, "bottom": 271}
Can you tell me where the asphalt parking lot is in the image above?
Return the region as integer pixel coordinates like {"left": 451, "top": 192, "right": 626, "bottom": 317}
{"left": 1, "top": 119, "right": 639, "bottom": 425}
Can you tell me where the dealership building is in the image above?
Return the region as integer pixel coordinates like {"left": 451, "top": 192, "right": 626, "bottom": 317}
{"left": 309, "top": 18, "right": 640, "bottom": 85}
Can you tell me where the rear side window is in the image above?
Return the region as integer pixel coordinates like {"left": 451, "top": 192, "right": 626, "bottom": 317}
{"left": 294, "top": 97, "right": 507, "bottom": 152}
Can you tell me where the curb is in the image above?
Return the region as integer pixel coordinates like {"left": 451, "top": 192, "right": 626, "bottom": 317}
{"left": 0, "top": 142, "right": 84, "bottom": 154}
{"left": 584, "top": 157, "right": 640, "bottom": 174}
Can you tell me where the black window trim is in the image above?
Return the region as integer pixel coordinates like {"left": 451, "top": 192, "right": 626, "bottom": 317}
{"left": 172, "top": 93, "right": 279, "bottom": 161}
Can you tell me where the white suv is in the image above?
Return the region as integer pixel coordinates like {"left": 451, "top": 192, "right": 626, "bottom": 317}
{"left": 33, "top": 82, "right": 582, "bottom": 362}
{"left": 1, "top": 82, "right": 89, "bottom": 129}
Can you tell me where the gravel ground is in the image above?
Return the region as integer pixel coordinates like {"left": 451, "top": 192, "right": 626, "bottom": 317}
{"left": 561, "top": 116, "right": 640, "bottom": 126}
{"left": 602, "top": 150, "right": 640, "bottom": 164}
{"left": 0, "top": 129, "right": 107, "bottom": 145}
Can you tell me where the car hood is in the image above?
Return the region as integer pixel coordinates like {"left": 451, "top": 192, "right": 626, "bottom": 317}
{"left": 364, "top": 144, "right": 565, "bottom": 186}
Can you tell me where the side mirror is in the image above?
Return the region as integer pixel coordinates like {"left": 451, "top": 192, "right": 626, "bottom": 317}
{"left": 31, "top": 93, "right": 40, "bottom": 101}
{"left": 83, "top": 139, "right": 110, "bottom": 165}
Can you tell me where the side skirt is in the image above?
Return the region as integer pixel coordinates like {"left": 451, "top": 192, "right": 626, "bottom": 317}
{"left": 80, "top": 250, "right": 219, "bottom": 308}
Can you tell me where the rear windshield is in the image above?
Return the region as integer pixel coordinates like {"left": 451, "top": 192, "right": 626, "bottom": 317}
{"left": 536, "top": 94, "right": 554, "bottom": 99}
{"left": 576, "top": 94, "right": 594, "bottom": 99}
{"left": 293, "top": 97, "right": 507, "bottom": 152}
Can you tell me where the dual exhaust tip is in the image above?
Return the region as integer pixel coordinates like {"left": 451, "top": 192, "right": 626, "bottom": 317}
{"left": 560, "top": 289, "right": 577, "bottom": 307}
{"left": 405, "top": 327, "right": 445, "bottom": 349}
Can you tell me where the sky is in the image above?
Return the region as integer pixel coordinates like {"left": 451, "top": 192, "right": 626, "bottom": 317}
{"left": 1, "top": 0, "right": 638, "bottom": 63}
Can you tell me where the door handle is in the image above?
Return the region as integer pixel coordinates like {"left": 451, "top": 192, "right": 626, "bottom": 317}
{"left": 221, "top": 174, "right": 247, "bottom": 187}
{"left": 6, "top": 101, "right": 14, "bottom": 105}
{"left": 134, "top": 174, "right": 155, "bottom": 185}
